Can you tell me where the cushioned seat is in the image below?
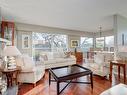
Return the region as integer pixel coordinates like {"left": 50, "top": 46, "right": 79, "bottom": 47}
{"left": 83, "top": 52, "right": 114, "bottom": 77}
{"left": 40, "top": 52, "right": 76, "bottom": 69}
{"left": 55, "top": 58, "right": 68, "bottom": 63}
{"left": 16, "top": 54, "right": 45, "bottom": 86}
{"left": 44, "top": 59, "right": 57, "bottom": 64}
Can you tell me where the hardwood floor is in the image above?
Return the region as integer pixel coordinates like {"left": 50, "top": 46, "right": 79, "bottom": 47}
{"left": 18, "top": 69, "right": 126, "bottom": 95}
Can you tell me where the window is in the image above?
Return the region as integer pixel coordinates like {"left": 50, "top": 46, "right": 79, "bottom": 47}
{"left": 80, "top": 37, "right": 93, "bottom": 52}
{"left": 52, "top": 34, "right": 67, "bottom": 51}
{"left": 95, "top": 36, "right": 114, "bottom": 51}
{"left": 105, "top": 36, "right": 114, "bottom": 47}
{"left": 96, "top": 37, "right": 104, "bottom": 48}
{"left": 32, "top": 32, "right": 67, "bottom": 60}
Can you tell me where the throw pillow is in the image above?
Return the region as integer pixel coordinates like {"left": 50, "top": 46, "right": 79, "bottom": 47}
{"left": 64, "top": 52, "right": 71, "bottom": 58}
{"left": 40, "top": 54, "right": 48, "bottom": 61}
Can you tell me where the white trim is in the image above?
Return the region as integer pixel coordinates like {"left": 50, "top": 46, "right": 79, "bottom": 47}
{"left": 22, "top": 35, "right": 30, "bottom": 49}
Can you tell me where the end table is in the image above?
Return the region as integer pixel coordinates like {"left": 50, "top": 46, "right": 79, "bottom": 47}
{"left": 0, "top": 66, "right": 21, "bottom": 87}
{"left": 110, "top": 60, "right": 126, "bottom": 83}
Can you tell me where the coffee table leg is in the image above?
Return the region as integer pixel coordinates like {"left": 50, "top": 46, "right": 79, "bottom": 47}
{"left": 57, "top": 82, "right": 60, "bottom": 95}
{"left": 49, "top": 72, "right": 51, "bottom": 85}
{"left": 90, "top": 73, "right": 93, "bottom": 89}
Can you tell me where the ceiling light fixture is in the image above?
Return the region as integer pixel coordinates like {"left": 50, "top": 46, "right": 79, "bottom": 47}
{"left": 97, "top": 26, "right": 104, "bottom": 42}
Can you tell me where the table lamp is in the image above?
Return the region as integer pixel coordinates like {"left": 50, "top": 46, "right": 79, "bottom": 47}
{"left": 3, "top": 46, "right": 21, "bottom": 69}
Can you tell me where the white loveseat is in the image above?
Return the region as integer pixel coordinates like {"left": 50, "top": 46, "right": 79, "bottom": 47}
{"left": 84, "top": 52, "right": 114, "bottom": 77}
{"left": 40, "top": 52, "right": 76, "bottom": 69}
{"left": 16, "top": 55, "right": 45, "bottom": 86}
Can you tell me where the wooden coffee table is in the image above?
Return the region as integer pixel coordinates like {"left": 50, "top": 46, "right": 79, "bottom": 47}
{"left": 49, "top": 64, "right": 93, "bottom": 95}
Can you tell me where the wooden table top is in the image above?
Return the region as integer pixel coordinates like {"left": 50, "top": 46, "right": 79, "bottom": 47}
{"left": 111, "top": 60, "right": 127, "bottom": 64}
{"left": 0, "top": 66, "right": 21, "bottom": 73}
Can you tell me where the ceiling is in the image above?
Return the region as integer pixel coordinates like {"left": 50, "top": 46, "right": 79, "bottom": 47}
{"left": 0, "top": 0, "right": 127, "bottom": 32}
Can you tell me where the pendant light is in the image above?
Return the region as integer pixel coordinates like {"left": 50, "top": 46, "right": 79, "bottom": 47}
{"left": 97, "top": 26, "right": 104, "bottom": 42}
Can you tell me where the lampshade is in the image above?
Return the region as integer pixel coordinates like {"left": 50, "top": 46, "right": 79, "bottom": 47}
{"left": 3, "top": 46, "right": 21, "bottom": 56}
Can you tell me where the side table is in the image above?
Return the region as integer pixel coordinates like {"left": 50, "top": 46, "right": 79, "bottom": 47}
{"left": 0, "top": 66, "right": 21, "bottom": 87}
{"left": 110, "top": 60, "right": 126, "bottom": 83}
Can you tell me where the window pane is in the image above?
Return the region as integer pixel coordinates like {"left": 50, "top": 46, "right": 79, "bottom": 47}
{"left": 105, "top": 36, "right": 114, "bottom": 47}
{"left": 32, "top": 32, "right": 67, "bottom": 61}
{"left": 32, "top": 32, "right": 52, "bottom": 52}
{"left": 96, "top": 37, "right": 104, "bottom": 48}
{"left": 52, "top": 34, "right": 67, "bottom": 51}
{"left": 80, "top": 37, "right": 93, "bottom": 52}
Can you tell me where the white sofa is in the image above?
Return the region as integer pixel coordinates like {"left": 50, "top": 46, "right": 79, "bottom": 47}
{"left": 40, "top": 52, "right": 76, "bottom": 69}
{"left": 16, "top": 55, "right": 45, "bottom": 86}
{"left": 84, "top": 52, "right": 114, "bottom": 77}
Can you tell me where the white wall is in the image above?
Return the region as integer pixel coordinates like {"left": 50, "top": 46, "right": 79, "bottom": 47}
{"left": 114, "top": 14, "right": 127, "bottom": 53}
{"left": 17, "top": 30, "right": 32, "bottom": 56}
{"left": 16, "top": 23, "right": 93, "bottom": 37}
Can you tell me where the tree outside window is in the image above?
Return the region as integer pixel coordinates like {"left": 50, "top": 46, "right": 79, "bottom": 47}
{"left": 80, "top": 37, "right": 93, "bottom": 52}
{"left": 32, "top": 32, "right": 67, "bottom": 61}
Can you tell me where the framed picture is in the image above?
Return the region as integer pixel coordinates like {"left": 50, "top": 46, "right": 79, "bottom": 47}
{"left": 22, "top": 35, "right": 30, "bottom": 49}
{"left": 71, "top": 40, "right": 79, "bottom": 47}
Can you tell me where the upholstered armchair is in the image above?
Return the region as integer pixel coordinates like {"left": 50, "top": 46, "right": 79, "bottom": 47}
{"left": 16, "top": 55, "right": 45, "bottom": 86}
{"left": 84, "top": 52, "right": 114, "bottom": 77}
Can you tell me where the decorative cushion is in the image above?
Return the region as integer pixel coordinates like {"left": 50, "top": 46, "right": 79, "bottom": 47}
{"left": 40, "top": 54, "right": 48, "bottom": 61}
{"left": 64, "top": 52, "right": 71, "bottom": 58}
